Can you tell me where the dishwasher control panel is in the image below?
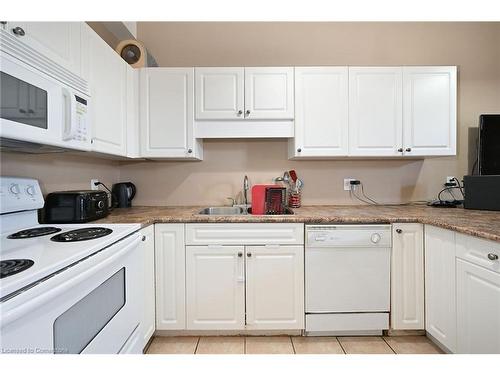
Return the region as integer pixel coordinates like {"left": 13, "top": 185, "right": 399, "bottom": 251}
{"left": 306, "top": 225, "right": 392, "bottom": 247}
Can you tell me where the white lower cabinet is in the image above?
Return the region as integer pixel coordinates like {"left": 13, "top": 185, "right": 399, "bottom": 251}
{"left": 184, "top": 223, "right": 304, "bottom": 331}
{"left": 456, "top": 259, "right": 500, "bottom": 353}
{"left": 391, "top": 223, "right": 425, "bottom": 330}
{"left": 155, "top": 224, "right": 186, "bottom": 330}
{"left": 186, "top": 246, "right": 245, "bottom": 330}
{"left": 456, "top": 233, "right": 500, "bottom": 354}
{"left": 424, "top": 225, "right": 457, "bottom": 352}
{"left": 245, "top": 245, "right": 304, "bottom": 330}
{"left": 140, "top": 225, "right": 155, "bottom": 348}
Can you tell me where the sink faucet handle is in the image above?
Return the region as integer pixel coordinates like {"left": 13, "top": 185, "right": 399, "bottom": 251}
{"left": 226, "top": 197, "right": 236, "bottom": 206}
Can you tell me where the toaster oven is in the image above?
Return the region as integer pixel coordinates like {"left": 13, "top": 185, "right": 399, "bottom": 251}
{"left": 43, "top": 190, "right": 109, "bottom": 223}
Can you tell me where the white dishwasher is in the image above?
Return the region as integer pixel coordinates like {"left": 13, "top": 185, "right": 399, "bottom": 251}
{"left": 305, "top": 225, "right": 391, "bottom": 336}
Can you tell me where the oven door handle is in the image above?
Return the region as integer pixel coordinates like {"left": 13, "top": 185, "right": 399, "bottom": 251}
{"left": 0, "top": 234, "right": 141, "bottom": 327}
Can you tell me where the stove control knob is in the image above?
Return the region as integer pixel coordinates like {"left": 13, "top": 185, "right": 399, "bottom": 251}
{"left": 9, "top": 183, "right": 21, "bottom": 195}
{"left": 97, "top": 200, "right": 105, "bottom": 209}
{"left": 371, "top": 233, "right": 381, "bottom": 244}
{"left": 26, "top": 185, "right": 36, "bottom": 196}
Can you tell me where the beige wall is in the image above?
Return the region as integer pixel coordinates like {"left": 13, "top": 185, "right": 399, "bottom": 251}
{"left": 2, "top": 22, "right": 499, "bottom": 206}
{"left": 0, "top": 153, "right": 120, "bottom": 195}
{"left": 124, "top": 22, "right": 500, "bottom": 206}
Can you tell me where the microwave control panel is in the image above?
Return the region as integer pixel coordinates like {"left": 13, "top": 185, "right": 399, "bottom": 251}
{"left": 73, "top": 95, "right": 88, "bottom": 142}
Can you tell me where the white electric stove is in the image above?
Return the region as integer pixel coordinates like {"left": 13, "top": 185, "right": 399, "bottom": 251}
{"left": 0, "top": 177, "right": 143, "bottom": 354}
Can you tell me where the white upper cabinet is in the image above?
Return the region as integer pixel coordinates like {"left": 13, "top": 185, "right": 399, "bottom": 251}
{"left": 194, "top": 67, "right": 294, "bottom": 124}
{"left": 244, "top": 67, "right": 294, "bottom": 120}
{"left": 126, "top": 66, "right": 140, "bottom": 158}
{"left": 349, "top": 67, "right": 403, "bottom": 157}
{"left": 5, "top": 22, "right": 83, "bottom": 76}
{"left": 140, "top": 68, "right": 202, "bottom": 159}
{"left": 195, "top": 68, "right": 244, "bottom": 120}
{"left": 291, "top": 67, "right": 349, "bottom": 158}
{"left": 84, "top": 25, "right": 128, "bottom": 156}
{"left": 403, "top": 66, "right": 457, "bottom": 156}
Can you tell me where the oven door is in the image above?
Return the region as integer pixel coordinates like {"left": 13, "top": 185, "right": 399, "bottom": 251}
{"left": 0, "top": 233, "right": 142, "bottom": 354}
{"left": 0, "top": 53, "right": 90, "bottom": 151}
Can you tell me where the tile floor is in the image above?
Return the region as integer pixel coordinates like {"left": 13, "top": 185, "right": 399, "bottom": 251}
{"left": 146, "top": 335, "right": 444, "bottom": 354}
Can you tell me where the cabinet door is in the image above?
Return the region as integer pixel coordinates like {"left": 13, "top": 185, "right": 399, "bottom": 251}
{"left": 140, "top": 225, "right": 155, "bottom": 347}
{"left": 155, "top": 224, "right": 186, "bottom": 330}
{"left": 85, "top": 27, "right": 127, "bottom": 156}
{"left": 245, "top": 245, "right": 304, "bottom": 330}
{"left": 244, "top": 67, "right": 294, "bottom": 120}
{"left": 186, "top": 245, "right": 245, "bottom": 330}
{"left": 292, "top": 67, "right": 348, "bottom": 157}
{"left": 391, "top": 223, "right": 425, "bottom": 330}
{"left": 140, "top": 68, "right": 200, "bottom": 159}
{"left": 457, "top": 259, "right": 500, "bottom": 354}
{"left": 424, "top": 225, "right": 456, "bottom": 352}
{"left": 8, "top": 22, "right": 82, "bottom": 76}
{"left": 349, "top": 67, "right": 403, "bottom": 156}
{"left": 403, "top": 66, "right": 457, "bottom": 156}
{"left": 195, "top": 67, "right": 244, "bottom": 120}
{"left": 126, "top": 66, "right": 140, "bottom": 158}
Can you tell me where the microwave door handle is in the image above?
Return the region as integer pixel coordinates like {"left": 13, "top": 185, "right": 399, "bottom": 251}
{"left": 61, "top": 87, "right": 74, "bottom": 141}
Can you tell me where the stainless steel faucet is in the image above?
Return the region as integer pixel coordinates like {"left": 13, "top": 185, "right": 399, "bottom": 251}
{"left": 243, "top": 175, "right": 249, "bottom": 207}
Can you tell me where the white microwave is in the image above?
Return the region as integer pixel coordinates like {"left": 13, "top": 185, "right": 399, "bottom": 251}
{"left": 0, "top": 51, "right": 91, "bottom": 151}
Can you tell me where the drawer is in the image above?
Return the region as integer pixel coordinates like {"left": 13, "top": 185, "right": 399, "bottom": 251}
{"left": 185, "top": 223, "right": 304, "bottom": 245}
{"left": 456, "top": 233, "right": 500, "bottom": 273}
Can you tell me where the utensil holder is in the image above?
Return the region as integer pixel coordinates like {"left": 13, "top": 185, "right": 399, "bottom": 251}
{"left": 288, "top": 191, "right": 301, "bottom": 208}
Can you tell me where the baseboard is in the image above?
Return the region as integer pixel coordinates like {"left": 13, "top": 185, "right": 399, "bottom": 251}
{"left": 385, "top": 328, "right": 426, "bottom": 336}
{"left": 154, "top": 330, "right": 303, "bottom": 337}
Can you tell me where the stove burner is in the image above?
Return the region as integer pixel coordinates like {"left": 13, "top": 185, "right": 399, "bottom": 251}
{"left": 50, "top": 227, "right": 113, "bottom": 242}
{"left": 8, "top": 227, "right": 62, "bottom": 239}
{"left": 1, "top": 259, "right": 35, "bottom": 278}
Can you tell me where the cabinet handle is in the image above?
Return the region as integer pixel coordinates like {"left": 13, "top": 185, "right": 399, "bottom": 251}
{"left": 488, "top": 253, "right": 499, "bottom": 261}
{"left": 237, "top": 252, "right": 245, "bottom": 282}
{"left": 397, "top": 148, "right": 403, "bottom": 153}
{"left": 12, "top": 26, "right": 25, "bottom": 36}
{"left": 247, "top": 252, "right": 252, "bottom": 257}
{"left": 406, "top": 147, "right": 412, "bottom": 152}
{"left": 297, "top": 148, "right": 302, "bottom": 153}
{"left": 245, "top": 110, "right": 251, "bottom": 117}
{"left": 237, "top": 110, "right": 243, "bottom": 116}
{"left": 187, "top": 148, "right": 193, "bottom": 154}
{"left": 396, "top": 229, "right": 402, "bottom": 234}
{"left": 142, "top": 235, "right": 146, "bottom": 242}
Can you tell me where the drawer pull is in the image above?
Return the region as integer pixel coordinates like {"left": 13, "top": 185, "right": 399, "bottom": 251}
{"left": 487, "top": 253, "right": 499, "bottom": 261}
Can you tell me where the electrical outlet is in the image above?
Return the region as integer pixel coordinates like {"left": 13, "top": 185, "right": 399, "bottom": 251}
{"left": 344, "top": 178, "right": 355, "bottom": 191}
{"left": 91, "top": 179, "right": 99, "bottom": 190}
{"left": 446, "top": 176, "right": 457, "bottom": 185}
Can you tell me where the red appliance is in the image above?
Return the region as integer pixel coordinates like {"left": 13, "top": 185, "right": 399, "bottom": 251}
{"left": 251, "top": 184, "right": 287, "bottom": 215}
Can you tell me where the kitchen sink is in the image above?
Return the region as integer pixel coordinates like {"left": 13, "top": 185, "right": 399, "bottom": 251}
{"left": 198, "top": 207, "right": 294, "bottom": 215}
{"left": 198, "top": 206, "right": 247, "bottom": 215}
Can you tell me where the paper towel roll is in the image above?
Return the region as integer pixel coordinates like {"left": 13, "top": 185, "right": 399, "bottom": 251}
{"left": 115, "top": 39, "right": 157, "bottom": 68}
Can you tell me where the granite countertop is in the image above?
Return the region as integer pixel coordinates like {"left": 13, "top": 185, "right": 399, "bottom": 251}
{"left": 95, "top": 204, "right": 500, "bottom": 242}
